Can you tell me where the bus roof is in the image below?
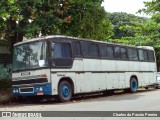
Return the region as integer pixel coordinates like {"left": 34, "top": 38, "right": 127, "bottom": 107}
{"left": 14, "top": 35, "right": 154, "bottom": 50}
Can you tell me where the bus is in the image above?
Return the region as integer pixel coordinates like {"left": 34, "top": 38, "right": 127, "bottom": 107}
{"left": 12, "top": 35, "right": 157, "bottom": 102}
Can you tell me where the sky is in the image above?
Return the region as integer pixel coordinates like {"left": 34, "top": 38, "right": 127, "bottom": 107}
{"left": 102, "top": 0, "right": 151, "bottom": 16}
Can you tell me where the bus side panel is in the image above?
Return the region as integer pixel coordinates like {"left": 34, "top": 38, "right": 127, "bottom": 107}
{"left": 75, "top": 73, "right": 85, "bottom": 93}
{"left": 140, "top": 62, "right": 150, "bottom": 71}
{"left": 106, "top": 73, "right": 119, "bottom": 89}
{"left": 118, "top": 73, "right": 126, "bottom": 88}
{"left": 92, "top": 73, "right": 106, "bottom": 92}
{"left": 149, "top": 62, "right": 157, "bottom": 72}
{"left": 84, "top": 72, "right": 92, "bottom": 92}
{"left": 115, "top": 61, "right": 129, "bottom": 71}
{"left": 149, "top": 62, "right": 157, "bottom": 85}
{"left": 101, "top": 59, "right": 118, "bottom": 89}
{"left": 128, "top": 61, "right": 140, "bottom": 71}
{"left": 101, "top": 60, "right": 116, "bottom": 71}
{"left": 115, "top": 60, "right": 129, "bottom": 88}
{"left": 66, "top": 59, "right": 84, "bottom": 93}
{"left": 83, "top": 59, "right": 101, "bottom": 92}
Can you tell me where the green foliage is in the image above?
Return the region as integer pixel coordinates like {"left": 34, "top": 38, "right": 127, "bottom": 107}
{"left": 109, "top": 12, "right": 146, "bottom": 39}
{"left": 0, "top": 0, "right": 112, "bottom": 51}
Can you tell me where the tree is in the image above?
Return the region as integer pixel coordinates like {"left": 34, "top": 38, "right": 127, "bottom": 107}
{"left": 0, "top": 0, "right": 112, "bottom": 53}
{"left": 109, "top": 12, "right": 146, "bottom": 39}
{"left": 140, "top": 0, "right": 160, "bottom": 69}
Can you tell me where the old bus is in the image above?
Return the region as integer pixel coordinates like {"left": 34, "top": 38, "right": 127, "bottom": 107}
{"left": 12, "top": 36, "right": 157, "bottom": 102}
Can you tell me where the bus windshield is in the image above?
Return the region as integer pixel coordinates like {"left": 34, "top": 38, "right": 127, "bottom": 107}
{"left": 12, "top": 41, "right": 48, "bottom": 72}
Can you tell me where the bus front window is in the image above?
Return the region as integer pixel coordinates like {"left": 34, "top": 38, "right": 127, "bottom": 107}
{"left": 13, "top": 41, "right": 48, "bottom": 71}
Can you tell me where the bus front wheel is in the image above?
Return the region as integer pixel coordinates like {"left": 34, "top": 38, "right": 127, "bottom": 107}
{"left": 130, "top": 77, "right": 138, "bottom": 93}
{"left": 58, "top": 81, "right": 72, "bottom": 102}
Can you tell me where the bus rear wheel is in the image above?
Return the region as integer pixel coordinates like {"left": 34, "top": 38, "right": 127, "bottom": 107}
{"left": 130, "top": 77, "right": 138, "bottom": 93}
{"left": 58, "top": 81, "right": 72, "bottom": 102}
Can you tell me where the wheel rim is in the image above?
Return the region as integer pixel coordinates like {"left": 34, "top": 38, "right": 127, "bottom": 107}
{"left": 132, "top": 81, "right": 137, "bottom": 91}
{"left": 61, "top": 85, "right": 70, "bottom": 98}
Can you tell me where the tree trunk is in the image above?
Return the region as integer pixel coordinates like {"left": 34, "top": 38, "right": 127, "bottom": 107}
{"left": 10, "top": 32, "right": 24, "bottom": 58}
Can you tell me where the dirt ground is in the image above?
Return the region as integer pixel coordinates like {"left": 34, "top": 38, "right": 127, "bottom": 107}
{"left": 0, "top": 89, "right": 13, "bottom": 104}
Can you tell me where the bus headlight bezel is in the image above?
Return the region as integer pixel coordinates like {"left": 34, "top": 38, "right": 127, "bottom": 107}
{"left": 13, "top": 89, "right": 19, "bottom": 93}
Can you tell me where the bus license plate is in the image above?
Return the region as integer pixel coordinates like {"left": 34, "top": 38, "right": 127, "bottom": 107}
{"left": 37, "top": 92, "right": 44, "bottom": 95}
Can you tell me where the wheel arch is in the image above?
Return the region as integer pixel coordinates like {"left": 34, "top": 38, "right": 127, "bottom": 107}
{"left": 58, "top": 77, "right": 75, "bottom": 94}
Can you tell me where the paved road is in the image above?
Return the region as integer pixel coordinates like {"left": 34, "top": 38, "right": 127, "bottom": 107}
{"left": 0, "top": 88, "right": 160, "bottom": 120}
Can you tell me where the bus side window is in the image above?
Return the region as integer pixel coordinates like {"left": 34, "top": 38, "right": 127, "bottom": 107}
{"left": 107, "top": 46, "right": 114, "bottom": 58}
{"left": 52, "top": 43, "right": 72, "bottom": 59}
{"left": 138, "top": 50, "right": 149, "bottom": 61}
{"left": 99, "top": 44, "right": 114, "bottom": 59}
{"left": 114, "top": 46, "right": 121, "bottom": 59}
{"left": 143, "top": 50, "right": 148, "bottom": 61}
{"left": 81, "top": 42, "right": 98, "bottom": 58}
{"left": 121, "top": 47, "right": 127, "bottom": 60}
{"left": 138, "top": 50, "right": 144, "bottom": 61}
{"left": 148, "top": 50, "right": 155, "bottom": 62}
{"left": 72, "top": 41, "right": 81, "bottom": 57}
{"left": 128, "top": 48, "right": 138, "bottom": 61}
{"left": 52, "top": 43, "right": 62, "bottom": 58}
{"left": 62, "top": 43, "right": 72, "bottom": 58}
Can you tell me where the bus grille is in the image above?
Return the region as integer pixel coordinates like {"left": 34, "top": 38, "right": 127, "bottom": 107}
{"left": 20, "top": 87, "right": 34, "bottom": 93}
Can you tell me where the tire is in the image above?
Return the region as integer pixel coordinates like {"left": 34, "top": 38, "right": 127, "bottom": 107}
{"left": 130, "top": 77, "right": 138, "bottom": 93}
{"left": 58, "top": 81, "right": 72, "bottom": 102}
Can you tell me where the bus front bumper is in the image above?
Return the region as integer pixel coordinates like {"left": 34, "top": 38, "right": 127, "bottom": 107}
{"left": 12, "top": 83, "right": 52, "bottom": 96}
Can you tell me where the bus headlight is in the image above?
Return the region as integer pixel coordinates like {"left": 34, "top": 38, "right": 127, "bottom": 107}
{"left": 15, "top": 89, "right": 19, "bottom": 93}
{"left": 13, "top": 89, "right": 19, "bottom": 93}
{"left": 39, "top": 87, "right": 43, "bottom": 91}
{"left": 13, "top": 89, "right": 16, "bottom": 93}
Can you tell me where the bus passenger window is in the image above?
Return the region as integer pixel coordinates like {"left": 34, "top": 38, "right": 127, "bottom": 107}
{"left": 121, "top": 48, "right": 127, "bottom": 59}
{"left": 52, "top": 43, "right": 72, "bottom": 59}
{"left": 114, "top": 46, "right": 121, "bottom": 59}
{"left": 99, "top": 45, "right": 113, "bottom": 59}
{"left": 139, "top": 50, "right": 144, "bottom": 61}
{"left": 72, "top": 41, "right": 81, "bottom": 57}
{"left": 128, "top": 48, "right": 138, "bottom": 60}
{"left": 143, "top": 50, "right": 148, "bottom": 61}
{"left": 138, "top": 50, "right": 148, "bottom": 61}
{"left": 82, "top": 42, "right": 98, "bottom": 58}
{"left": 148, "top": 51, "right": 155, "bottom": 62}
{"left": 107, "top": 46, "right": 114, "bottom": 58}
{"left": 52, "top": 43, "right": 62, "bottom": 58}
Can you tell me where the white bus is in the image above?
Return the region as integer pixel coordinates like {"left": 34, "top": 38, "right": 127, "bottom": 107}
{"left": 12, "top": 35, "right": 157, "bottom": 102}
